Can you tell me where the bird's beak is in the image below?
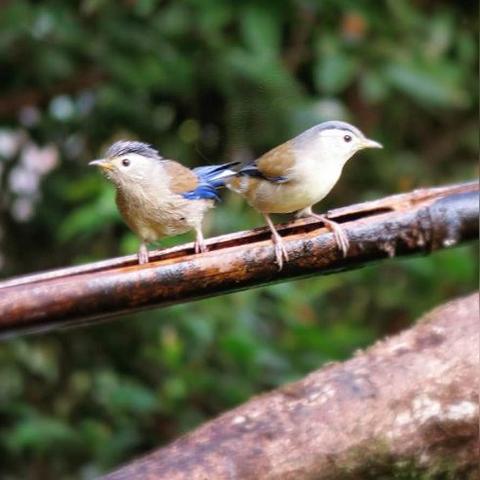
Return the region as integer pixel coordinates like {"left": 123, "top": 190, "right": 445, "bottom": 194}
{"left": 89, "top": 159, "right": 114, "bottom": 170}
{"left": 362, "top": 138, "right": 383, "bottom": 149}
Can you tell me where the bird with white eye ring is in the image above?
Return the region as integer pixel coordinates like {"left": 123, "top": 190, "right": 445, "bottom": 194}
{"left": 89, "top": 141, "right": 237, "bottom": 264}
{"left": 225, "top": 121, "right": 383, "bottom": 269}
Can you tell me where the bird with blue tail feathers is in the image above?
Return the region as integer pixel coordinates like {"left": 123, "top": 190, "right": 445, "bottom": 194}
{"left": 90, "top": 141, "right": 237, "bottom": 264}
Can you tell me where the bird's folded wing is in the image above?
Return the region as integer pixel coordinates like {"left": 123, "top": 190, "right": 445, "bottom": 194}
{"left": 241, "top": 141, "right": 295, "bottom": 183}
{"left": 163, "top": 160, "right": 199, "bottom": 193}
{"left": 163, "top": 160, "right": 224, "bottom": 201}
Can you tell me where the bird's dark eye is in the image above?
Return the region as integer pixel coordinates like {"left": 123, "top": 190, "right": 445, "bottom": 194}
{"left": 343, "top": 135, "right": 352, "bottom": 143}
{"left": 121, "top": 158, "right": 130, "bottom": 167}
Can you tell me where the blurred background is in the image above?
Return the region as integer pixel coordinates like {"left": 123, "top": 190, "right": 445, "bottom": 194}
{"left": 0, "top": 0, "right": 477, "bottom": 478}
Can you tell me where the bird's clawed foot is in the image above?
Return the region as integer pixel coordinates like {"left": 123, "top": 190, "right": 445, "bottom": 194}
{"left": 194, "top": 238, "right": 208, "bottom": 254}
{"left": 263, "top": 214, "right": 289, "bottom": 270}
{"left": 138, "top": 242, "right": 150, "bottom": 265}
{"left": 271, "top": 231, "right": 289, "bottom": 270}
{"left": 194, "top": 228, "right": 208, "bottom": 254}
{"left": 312, "top": 214, "right": 350, "bottom": 257}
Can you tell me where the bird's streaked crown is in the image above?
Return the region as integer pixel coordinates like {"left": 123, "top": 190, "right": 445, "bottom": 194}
{"left": 105, "top": 141, "right": 161, "bottom": 160}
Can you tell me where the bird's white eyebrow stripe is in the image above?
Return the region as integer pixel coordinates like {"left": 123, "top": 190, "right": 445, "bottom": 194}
{"left": 292, "top": 121, "right": 365, "bottom": 148}
{"left": 315, "top": 124, "right": 361, "bottom": 136}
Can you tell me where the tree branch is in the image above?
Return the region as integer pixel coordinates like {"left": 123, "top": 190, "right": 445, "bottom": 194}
{"left": 103, "top": 293, "right": 479, "bottom": 480}
{"left": 0, "top": 181, "right": 477, "bottom": 337}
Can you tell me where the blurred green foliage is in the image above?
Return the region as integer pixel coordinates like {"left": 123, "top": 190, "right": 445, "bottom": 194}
{"left": 0, "top": 0, "right": 477, "bottom": 478}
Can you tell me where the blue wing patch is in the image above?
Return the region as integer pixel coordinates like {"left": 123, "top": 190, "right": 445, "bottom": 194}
{"left": 182, "top": 184, "right": 220, "bottom": 201}
{"left": 182, "top": 162, "right": 238, "bottom": 201}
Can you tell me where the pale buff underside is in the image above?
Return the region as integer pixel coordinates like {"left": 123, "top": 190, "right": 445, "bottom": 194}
{"left": 116, "top": 187, "right": 212, "bottom": 243}
{"left": 228, "top": 159, "right": 344, "bottom": 214}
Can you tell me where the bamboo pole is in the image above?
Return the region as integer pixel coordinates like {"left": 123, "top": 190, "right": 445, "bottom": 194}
{"left": 0, "top": 181, "right": 477, "bottom": 338}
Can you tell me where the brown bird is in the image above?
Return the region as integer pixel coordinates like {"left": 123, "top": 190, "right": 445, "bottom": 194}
{"left": 226, "top": 121, "right": 382, "bottom": 269}
{"left": 90, "top": 141, "right": 236, "bottom": 264}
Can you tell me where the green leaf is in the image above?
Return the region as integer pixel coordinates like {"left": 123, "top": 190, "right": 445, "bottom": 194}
{"left": 58, "top": 188, "right": 119, "bottom": 241}
{"left": 360, "top": 70, "right": 390, "bottom": 103}
{"left": 241, "top": 4, "right": 281, "bottom": 59}
{"left": 6, "top": 416, "right": 78, "bottom": 453}
{"left": 314, "top": 51, "right": 358, "bottom": 94}
{"left": 93, "top": 371, "right": 158, "bottom": 414}
{"left": 384, "top": 61, "right": 468, "bottom": 108}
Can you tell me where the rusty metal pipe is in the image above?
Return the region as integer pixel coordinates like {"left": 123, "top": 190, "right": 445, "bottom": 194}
{"left": 0, "top": 181, "right": 477, "bottom": 338}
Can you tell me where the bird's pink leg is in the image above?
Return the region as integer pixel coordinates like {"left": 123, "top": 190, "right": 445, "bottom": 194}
{"left": 138, "top": 242, "right": 150, "bottom": 265}
{"left": 296, "top": 206, "right": 349, "bottom": 256}
{"left": 263, "top": 213, "right": 289, "bottom": 270}
{"left": 194, "top": 227, "right": 208, "bottom": 254}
